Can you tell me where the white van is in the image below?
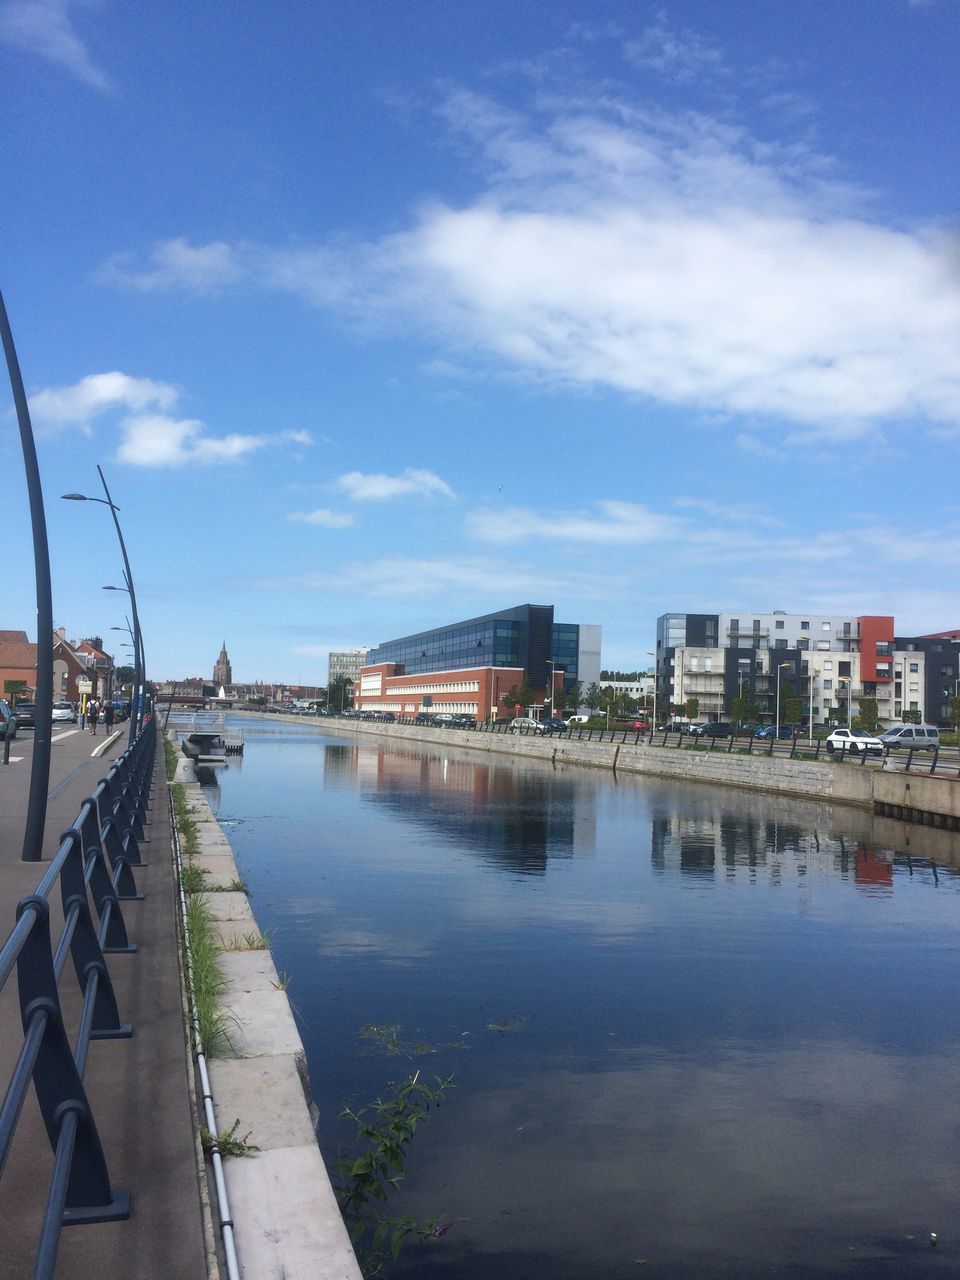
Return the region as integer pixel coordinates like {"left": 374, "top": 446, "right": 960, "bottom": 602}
{"left": 878, "top": 724, "right": 940, "bottom": 751}
{"left": 567, "top": 715, "right": 590, "bottom": 725}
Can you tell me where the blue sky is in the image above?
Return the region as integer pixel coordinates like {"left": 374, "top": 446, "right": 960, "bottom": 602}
{"left": 2, "top": 0, "right": 958, "bottom": 684}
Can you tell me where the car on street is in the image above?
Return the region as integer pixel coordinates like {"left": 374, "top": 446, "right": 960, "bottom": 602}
{"left": 631, "top": 720, "right": 651, "bottom": 732}
{"left": 754, "top": 725, "right": 797, "bottom": 740}
{"left": 825, "top": 728, "right": 884, "bottom": 756}
{"left": 52, "top": 701, "right": 78, "bottom": 723}
{"left": 0, "top": 699, "right": 16, "bottom": 739}
{"left": 450, "top": 714, "right": 476, "bottom": 728}
{"left": 878, "top": 724, "right": 940, "bottom": 751}
{"left": 12, "top": 702, "right": 37, "bottom": 729}
{"left": 509, "top": 716, "right": 544, "bottom": 734}
{"left": 414, "top": 712, "right": 435, "bottom": 725}
{"left": 688, "top": 721, "right": 733, "bottom": 738}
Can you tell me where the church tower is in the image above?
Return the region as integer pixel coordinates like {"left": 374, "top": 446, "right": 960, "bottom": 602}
{"left": 213, "top": 641, "right": 232, "bottom": 687}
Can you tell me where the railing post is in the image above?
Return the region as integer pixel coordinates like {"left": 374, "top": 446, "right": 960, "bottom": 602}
{"left": 15, "top": 895, "right": 130, "bottom": 1227}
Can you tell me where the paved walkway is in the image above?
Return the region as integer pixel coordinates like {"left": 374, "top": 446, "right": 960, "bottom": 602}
{"left": 0, "top": 723, "right": 212, "bottom": 1280}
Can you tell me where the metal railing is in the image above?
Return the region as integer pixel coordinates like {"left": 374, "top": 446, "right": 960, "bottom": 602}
{"left": 0, "top": 724, "right": 155, "bottom": 1279}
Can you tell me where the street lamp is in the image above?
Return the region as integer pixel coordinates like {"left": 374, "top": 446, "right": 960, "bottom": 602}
{"left": 838, "top": 678, "right": 853, "bottom": 732}
{"left": 64, "top": 467, "right": 145, "bottom": 744}
{"left": 808, "top": 668, "right": 820, "bottom": 740}
{"left": 775, "top": 661, "right": 791, "bottom": 736}
{"left": 646, "top": 651, "right": 657, "bottom": 730}
{"left": 2, "top": 287, "right": 54, "bottom": 862}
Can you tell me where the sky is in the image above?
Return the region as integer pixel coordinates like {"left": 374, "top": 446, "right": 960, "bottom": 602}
{"left": 1, "top": 0, "right": 959, "bottom": 684}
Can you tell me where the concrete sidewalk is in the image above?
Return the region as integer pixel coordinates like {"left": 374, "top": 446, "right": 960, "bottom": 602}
{"left": 0, "top": 724, "right": 213, "bottom": 1280}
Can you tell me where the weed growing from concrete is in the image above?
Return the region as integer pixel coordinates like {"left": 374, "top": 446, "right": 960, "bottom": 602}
{"left": 163, "top": 735, "right": 179, "bottom": 780}
{"left": 201, "top": 1118, "right": 260, "bottom": 1159}
{"left": 184, "top": 892, "right": 238, "bottom": 1055}
{"left": 180, "top": 862, "right": 209, "bottom": 894}
{"left": 222, "top": 929, "right": 270, "bottom": 951}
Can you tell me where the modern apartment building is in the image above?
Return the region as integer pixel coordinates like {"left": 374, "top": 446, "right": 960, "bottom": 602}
{"left": 356, "top": 604, "right": 601, "bottom": 719}
{"left": 655, "top": 610, "right": 949, "bottom": 727}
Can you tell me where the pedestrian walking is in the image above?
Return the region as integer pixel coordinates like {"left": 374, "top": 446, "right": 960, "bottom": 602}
{"left": 88, "top": 699, "right": 99, "bottom": 735}
{"left": 104, "top": 701, "right": 114, "bottom": 732}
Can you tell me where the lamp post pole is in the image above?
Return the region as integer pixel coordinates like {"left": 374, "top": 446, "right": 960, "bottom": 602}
{"left": 63, "top": 468, "right": 145, "bottom": 745}
{"left": 646, "top": 651, "right": 657, "bottom": 730}
{"left": 775, "top": 662, "right": 791, "bottom": 736}
{"left": 808, "top": 668, "right": 819, "bottom": 741}
{"left": 1, "top": 289, "right": 53, "bottom": 862}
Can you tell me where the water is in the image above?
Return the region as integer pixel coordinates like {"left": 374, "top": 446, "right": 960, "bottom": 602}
{"left": 203, "top": 717, "right": 960, "bottom": 1278}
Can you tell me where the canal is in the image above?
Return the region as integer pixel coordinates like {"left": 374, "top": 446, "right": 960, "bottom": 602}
{"left": 202, "top": 716, "right": 960, "bottom": 1278}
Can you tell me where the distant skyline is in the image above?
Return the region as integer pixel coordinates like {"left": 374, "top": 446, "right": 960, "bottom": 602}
{"left": 2, "top": 1, "right": 958, "bottom": 682}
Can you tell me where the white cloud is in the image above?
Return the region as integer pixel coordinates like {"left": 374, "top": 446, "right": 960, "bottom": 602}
{"left": 106, "top": 75, "right": 960, "bottom": 440}
{"left": 114, "top": 414, "right": 307, "bottom": 468}
{"left": 335, "top": 468, "right": 455, "bottom": 501}
{"left": 100, "top": 237, "right": 242, "bottom": 292}
{"left": 0, "top": 0, "right": 112, "bottom": 91}
{"left": 624, "top": 10, "right": 728, "bottom": 83}
{"left": 288, "top": 508, "right": 355, "bottom": 528}
{"left": 29, "top": 371, "right": 178, "bottom": 433}
{"left": 466, "top": 500, "right": 683, "bottom": 545}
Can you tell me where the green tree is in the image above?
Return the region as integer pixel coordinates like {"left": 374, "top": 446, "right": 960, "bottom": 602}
{"left": 4, "top": 679, "right": 28, "bottom": 703}
{"left": 556, "top": 680, "right": 583, "bottom": 714}
{"left": 328, "top": 676, "right": 354, "bottom": 711}
{"left": 731, "top": 694, "right": 759, "bottom": 726}
{"left": 902, "top": 708, "right": 922, "bottom": 725}
{"left": 950, "top": 697, "right": 960, "bottom": 733}
{"left": 856, "top": 697, "right": 880, "bottom": 733}
{"left": 583, "top": 682, "right": 604, "bottom": 715}
{"left": 684, "top": 697, "right": 699, "bottom": 721}
{"left": 500, "top": 684, "right": 536, "bottom": 715}
{"left": 781, "top": 695, "right": 805, "bottom": 727}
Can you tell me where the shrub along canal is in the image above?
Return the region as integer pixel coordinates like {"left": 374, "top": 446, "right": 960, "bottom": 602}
{"left": 201, "top": 714, "right": 960, "bottom": 1279}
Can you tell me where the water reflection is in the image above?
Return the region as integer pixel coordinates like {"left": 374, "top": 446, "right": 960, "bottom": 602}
{"left": 203, "top": 720, "right": 960, "bottom": 1280}
{"left": 345, "top": 744, "right": 593, "bottom": 875}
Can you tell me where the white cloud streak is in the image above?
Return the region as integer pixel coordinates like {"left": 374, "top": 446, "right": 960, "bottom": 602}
{"left": 0, "top": 0, "right": 112, "bottom": 92}
{"left": 288, "top": 508, "right": 355, "bottom": 528}
{"left": 335, "top": 468, "right": 455, "bottom": 501}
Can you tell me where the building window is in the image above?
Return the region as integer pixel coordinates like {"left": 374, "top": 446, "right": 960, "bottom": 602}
{"left": 774, "top": 639, "right": 787, "bottom": 649}
{"left": 909, "top": 663, "right": 919, "bottom": 673}
{"left": 910, "top": 701, "right": 919, "bottom": 711}
{"left": 838, "top": 661, "right": 851, "bottom": 676}
{"left": 801, "top": 621, "right": 810, "bottom": 630}
{"left": 822, "top": 622, "right": 831, "bottom": 631}
{"left": 817, "top": 641, "right": 830, "bottom": 651}
{"left": 775, "top": 620, "right": 784, "bottom": 630}
{"left": 823, "top": 679, "right": 833, "bottom": 689}
{"left": 798, "top": 638, "right": 809, "bottom": 650}
{"left": 824, "top": 660, "right": 833, "bottom": 671}
{"left": 730, "top": 618, "right": 739, "bottom": 631}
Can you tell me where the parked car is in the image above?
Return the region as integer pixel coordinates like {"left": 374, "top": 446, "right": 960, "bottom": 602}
{"left": 566, "top": 715, "right": 590, "bottom": 725}
{"left": 450, "top": 713, "right": 476, "bottom": 728}
{"left": 878, "top": 724, "right": 940, "bottom": 751}
{"left": 541, "top": 717, "right": 569, "bottom": 734}
{"left": 662, "top": 721, "right": 688, "bottom": 733}
{"left": 631, "top": 720, "right": 651, "bottom": 732}
{"left": 434, "top": 712, "right": 459, "bottom": 725}
{"left": 12, "top": 702, "right": 37, "bottom": 729}
{"left": 414, "top": 712, "right": 434, "bottom": 725}
{"left": 754, "top": 724, "right": 796, "bottom": 740}
{"left": 0, "top": 699, "right": 16, "bottom": 739}
{"left": 509, "top": 717, "right": 544, "bottom": 734}
{"left": 689, "top": 722, "right": 733, "bottom": 738}
{"left": 826, "top": 728, "right": 884, "bottom": 756}
{"left": 52, "top": 701, "right": 78, "bottom": 723}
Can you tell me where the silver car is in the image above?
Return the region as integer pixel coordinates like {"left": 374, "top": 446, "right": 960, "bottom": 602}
{"left": 52, "top": 701, "right": 78, "bottom": 723}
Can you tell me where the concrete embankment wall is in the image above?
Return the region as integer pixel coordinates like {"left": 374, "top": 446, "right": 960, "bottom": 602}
{"left": 286, "top": 717, "right": 960, "bottom": 826}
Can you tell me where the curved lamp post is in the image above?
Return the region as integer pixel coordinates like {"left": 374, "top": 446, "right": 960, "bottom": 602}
{"left": 1, "top": 288, "right": 54, "bottom": 861}
{"left": 63, "top": 466, "right": 145, "bottom": 745}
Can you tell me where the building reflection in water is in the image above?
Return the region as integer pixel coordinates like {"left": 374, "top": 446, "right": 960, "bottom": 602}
{"left": 326, "top": 742, "right": 596, "bottom": 876}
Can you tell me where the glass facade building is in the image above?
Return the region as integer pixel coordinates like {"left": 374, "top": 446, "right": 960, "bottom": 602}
{"left": 364, "top": 604, "right": 595, "bottom": 692}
